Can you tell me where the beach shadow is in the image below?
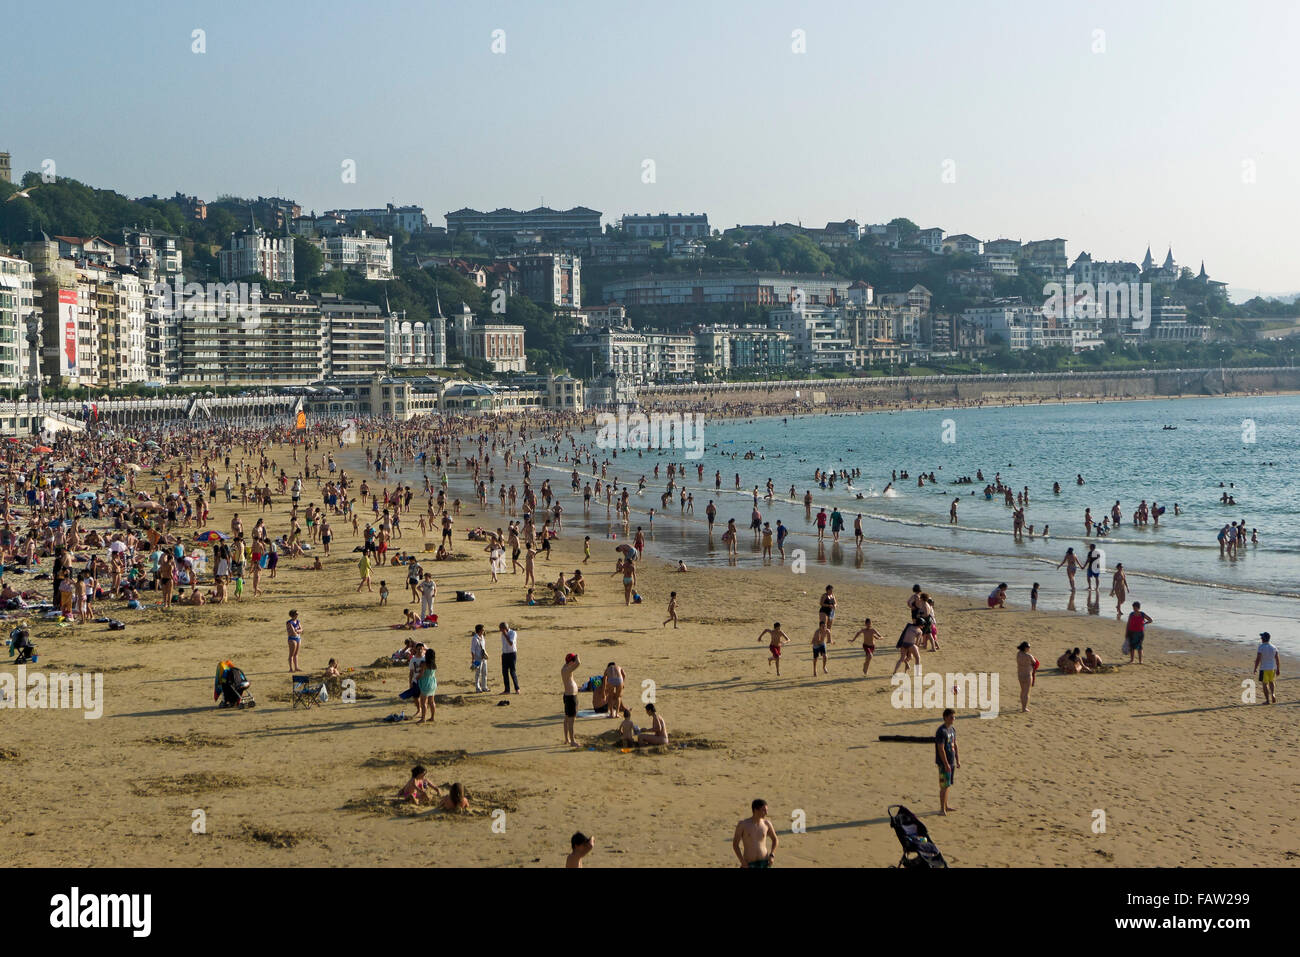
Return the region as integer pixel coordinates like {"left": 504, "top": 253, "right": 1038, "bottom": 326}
{"left": 1132, "top": 701, "right": 1297, "bottom": 718}
{"left": 800, "top": 814, "right": 897, "bottom": 833}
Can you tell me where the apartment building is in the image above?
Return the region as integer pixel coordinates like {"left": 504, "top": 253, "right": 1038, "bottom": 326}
{"left": 603, "top": 272, "right": 851, "bottom": 308}
{"left": 446, "top": 206, "right": 602, "bottom": 240}
{"left": 0, "top": 254, "right": 34, "bottom": 388}
{"left": 507, "top": 252, "right": 581, "bottom": 308}
{"left": 219, "top": 227, "right": 295, "bottom": 282}
{"left": 316, "top": 231, "right": 394, "bottom": 280}
{"left": 620, "top": 212, "right": 710, "bottom": 238}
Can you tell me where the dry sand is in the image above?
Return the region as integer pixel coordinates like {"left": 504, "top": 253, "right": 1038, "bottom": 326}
{"left": 3, "top": 456, "right": 1297, "bottom": 868}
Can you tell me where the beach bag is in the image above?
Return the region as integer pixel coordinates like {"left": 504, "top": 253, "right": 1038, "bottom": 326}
{"left": 456, "top": 591, "right": 475, "bottom": 602}
{"left": 632, "top": 593, "right": 642, "bottom": 604}
{"left": 317, "top": 685, "right": 329, "bottom": 703}
{"left": 1120, "top": 636, "right": 1131, "bottom": 655}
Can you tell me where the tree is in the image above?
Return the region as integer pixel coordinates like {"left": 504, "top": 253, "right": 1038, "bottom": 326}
{"left": 294, "top": 237, "right": 324, "bottom": 283}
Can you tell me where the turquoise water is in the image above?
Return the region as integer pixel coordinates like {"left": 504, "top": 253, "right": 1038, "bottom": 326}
{"left": 543, "top": 395, "right": 1299, "bottom": 653}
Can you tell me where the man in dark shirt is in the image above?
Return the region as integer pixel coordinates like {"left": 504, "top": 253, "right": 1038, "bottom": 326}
{"left": 935, "top": 708, "right": 959, "bottom": 815}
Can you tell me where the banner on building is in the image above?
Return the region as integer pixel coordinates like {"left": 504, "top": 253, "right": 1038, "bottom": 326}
{"left": 58, "top": 289, "right": 77, "bottom": 377}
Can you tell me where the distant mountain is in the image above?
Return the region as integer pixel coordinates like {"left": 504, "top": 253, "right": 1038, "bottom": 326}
{"left": 1230, "top": 288, "right": 1300, "bottom": 305}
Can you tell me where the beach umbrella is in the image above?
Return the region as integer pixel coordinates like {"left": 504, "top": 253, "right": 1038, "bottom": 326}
{"left": 33, "top": 445, "right": 53, "bottom": 454}
{"left": 196, "top": 530, "right": 227, "bottom": 542}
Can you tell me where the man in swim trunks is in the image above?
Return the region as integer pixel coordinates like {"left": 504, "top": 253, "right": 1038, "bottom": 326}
{"left": 850, "top": 618, "right": 880, "bottom": 674}
{"left": 811, "top": 620, "right": 832, "bottom": 676}
{"left": 1084, "top": 544, "right": 1101, "bottom": 594}
{"left": 1252, "top": 632, "right": 1280, "bottom": 705}
{"left": 757, "top": 622, "right": 790, "bottom": 676}
{"left": 561, "top": 652, "right": 580, "bottom": 746}
{"left": 733, "top": 799, "right": 778, "bottom": 868}
{"left": 1125, "top": 602, "right": 1152, "bottom": 664}
{"left": 935, "top": 708, "right": 958, "bottom": 815}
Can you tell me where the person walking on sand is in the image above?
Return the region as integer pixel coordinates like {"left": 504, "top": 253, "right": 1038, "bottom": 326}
{"left": 1110, "top": 563, "right": 1129, "bottom": 619}
{"left": 415, "top": 646, "right": 437, "bottom": 725}
{"left": 286, "top": 609, "right": 303, "bottom": 673}
{"left": 811, "top": 619, "right": 833, "bottom": 676}
{"left": 499, "top": 621, "right": 520, "bottom": 694}
{"left": 1125, "top": 602, "right": 1152, "bottom": 664}
{"left": 733, "top": 799, "right": 778, "bottom": 868}
{"left": 1016, "top": 641, "right": 1037, "bottom": 713}
{"left": 850, "top": 618, "right": 880, "bottom": 674}
{"left": 758, "top": 622, "right": 790, "bottom": 675}
{"left": 935, "top": 708, "right": 959, "bottom": 815}
{"left": 663, "top": 591, "right": 678, "bottom": 628}
{"left": 1252, "top": 632, "right": 1280, "bottom": 705}
{"left": 561, "top": 652, "right": 581, "bottom": 746}
{"left": 356, "top": 551, "right": 373, "bottom": 592}
{"left": 471, "top": 624, "right": 490, "bottom": 693}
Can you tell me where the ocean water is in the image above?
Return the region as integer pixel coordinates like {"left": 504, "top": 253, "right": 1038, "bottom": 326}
{"left": 534, "top": 395, "right": 1299, "bottom": 653}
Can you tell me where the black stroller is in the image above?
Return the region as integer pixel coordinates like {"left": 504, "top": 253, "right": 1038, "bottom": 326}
{"left": 214, "top": 660, "right": 255, "bottom": 709}
{"left": 888, "top": 804, "right": 948, "bottom": 868}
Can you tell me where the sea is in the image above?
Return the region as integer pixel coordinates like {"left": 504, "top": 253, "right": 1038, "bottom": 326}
{"left": 510, "top": 394, "right": 1299, "bottom": 655}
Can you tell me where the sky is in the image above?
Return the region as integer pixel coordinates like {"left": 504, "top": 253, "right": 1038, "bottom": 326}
{"left": 3, "top": 0, "right": 1298, "bottom": 296}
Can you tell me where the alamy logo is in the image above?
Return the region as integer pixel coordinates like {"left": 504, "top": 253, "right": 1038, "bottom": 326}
{"left": 0, "top": 665, "right": 103, "bottom": 719}
{"left": 595, "top": 406, "right": 704, "bottom": 459}
{"left": 1042, "top": 279, "right": 1152, "bottom": 330}
{"left": 153, "top": 279, "right": 262, "bottom": 322}
{"left": 890, "top": 666, "right": 999, "bottom": 718}
{"left": 49, "top": 887, "right": 151, "bottom": 937}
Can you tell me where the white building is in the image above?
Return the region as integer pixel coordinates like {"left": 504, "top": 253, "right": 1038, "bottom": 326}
{"left": 316, "top": 231, "right": 394, "bottom": 280}
{"left": 219, "top": 227, "right": 295, "bottom": 282}
{"left": 0, "top": 254, "right": 34, "bottom": 388}
{"left": 643, "top": 333, "right": 696, "bottom": 381}
{"left": 769, "top": 305, "right": 853, "bottom": 367}
{"left": 328, "top": 204, "right": 428, "bottom": 234}
{"left": 386, "top": 315, "right": 447, "bottom": 369}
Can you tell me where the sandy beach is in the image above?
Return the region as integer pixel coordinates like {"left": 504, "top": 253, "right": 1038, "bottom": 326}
{"left": 4, "top": 442, "right": 1296, "bottom": 868}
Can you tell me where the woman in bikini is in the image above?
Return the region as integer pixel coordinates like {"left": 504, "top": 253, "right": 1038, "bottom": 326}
{"left": 637, "top": 702, "right": 668, "bottom": 746}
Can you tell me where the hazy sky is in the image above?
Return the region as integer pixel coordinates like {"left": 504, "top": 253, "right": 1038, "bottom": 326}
{"left": 4, "top": 0, "right": 1298, "bottom": 294}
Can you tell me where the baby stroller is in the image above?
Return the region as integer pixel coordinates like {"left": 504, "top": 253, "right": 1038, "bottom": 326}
{"left": 214, "top": 659, "right": 255, "bottom": 709}
{"left": 888, "top": 804, "right": 948, "bottom": 868}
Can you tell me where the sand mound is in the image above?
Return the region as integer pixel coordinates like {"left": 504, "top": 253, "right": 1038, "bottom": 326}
{"left": 142, "top": 732, "right": 232, "bottom": 749}
{"left": 132, "top": 771, "right": 248, "bottom": 795}
{"left": 245, "top": 825, "right": 307, "bottom": 848}
{"left": 342, "top": 787, "right": 426, "bottom": 817}
{"left": 585, "top": 728, "right": 723, "bottom": 754}
{"left": 361, "top": 748, "right": 469, "bottom": 770}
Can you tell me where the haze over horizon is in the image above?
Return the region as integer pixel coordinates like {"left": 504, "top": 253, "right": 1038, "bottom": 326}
{"left": 4, "top": 0, "right": 1299, "bottom": 296}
